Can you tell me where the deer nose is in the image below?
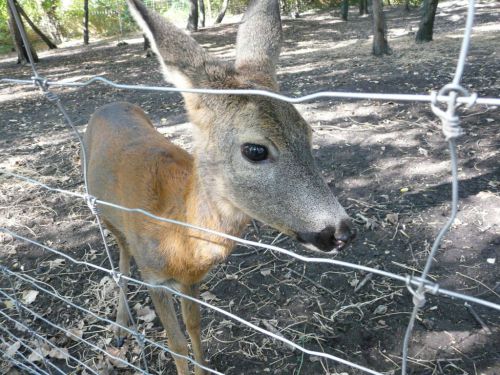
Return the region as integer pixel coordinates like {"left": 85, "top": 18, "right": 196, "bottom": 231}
{"left": 296, "top": 220, "right": 355, "bottom": 252}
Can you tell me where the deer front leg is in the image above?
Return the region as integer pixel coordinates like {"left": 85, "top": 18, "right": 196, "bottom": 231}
{"left": 180, "top": 284, "right": 207, "bottom": 375}
{"left": 149, "top": 286, "right": 190, "bottom": 375}
{"left": 115, "top": 242, "right": 131, "bottom": 347}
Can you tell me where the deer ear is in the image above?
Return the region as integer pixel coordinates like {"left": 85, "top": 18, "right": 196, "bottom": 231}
{"left": 235, "top": 0, "right": 283, "bottom": 88}
{"left": 127, "top": 0, "right": 213, "bottom": 89}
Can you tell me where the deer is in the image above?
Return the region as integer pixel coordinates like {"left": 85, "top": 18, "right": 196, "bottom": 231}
{"left": 83, "top": 0, "right": 355, "bottom": 373}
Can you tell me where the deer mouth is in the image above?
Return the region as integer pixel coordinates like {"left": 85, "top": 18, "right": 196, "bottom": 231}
{"left": 295, "top": 224, "right": 355, "bottom": 254}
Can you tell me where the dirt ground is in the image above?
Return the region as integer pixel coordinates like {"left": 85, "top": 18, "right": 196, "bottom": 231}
{"left": 1, "top": 1, "right": 499, "bottom": 374}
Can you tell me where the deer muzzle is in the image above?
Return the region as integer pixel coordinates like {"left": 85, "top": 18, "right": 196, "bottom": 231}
{"left": 296, "top": 219, "right": 356, "bottom": 252}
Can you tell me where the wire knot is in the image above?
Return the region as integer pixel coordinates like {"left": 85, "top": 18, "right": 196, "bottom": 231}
{"left": 405, "top": 275, "right": 426, "bottom": 308}
{"left": 134, "top": 332, "right": 146, "bottom": 347}
{"left": 112, "top": 271, "right": 122, "bottom": 284}
{"left": 84, "top": 194, "right": 99, "bottom": 215}
{"left": 430, "top": 83, "right": 476, "bottom": 141}
{"left": 32, "top": 75, "right": 49, "bottom": 92}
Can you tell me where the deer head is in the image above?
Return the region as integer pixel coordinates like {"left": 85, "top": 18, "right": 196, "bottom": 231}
{"left": 127, "top": 0, "right": 355, "bottom": 253}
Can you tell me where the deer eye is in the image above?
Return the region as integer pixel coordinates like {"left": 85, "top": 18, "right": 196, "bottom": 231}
{"left": 241, "top": 143, "right": 269, "bottom": 162}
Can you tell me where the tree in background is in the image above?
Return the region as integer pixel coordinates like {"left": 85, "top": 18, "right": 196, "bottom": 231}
{"left": 215, "top": 0, "right": 229, "bottom": 24}
{"left": 404, "top": 0, "right": 411, "bottom": 11}
{"left": 187, "top": 0, "right": 199, "bottom": 31}
{"left": 199, "top": 0, "right": 206, "bottom": 27}
{"left": 359, "top": 0, "right": 368, "bottom": 15}
{"left": 83, "top": 0, "right": 89, "bottom": 44}
{"left": 371, "top": 0, "right": 391, "bottom": 56}
{"left": 415, "top": 0, "right": 438, "bottom": 42}
{"left": 340, "top": 0, "right": 348, "bottom": 21}
{"left": 15, "top": 1, "right": 57, "bottom": 49}
{"left": 41, "top": 0, "right": 63, "bottom": 44}
{"left": 7, "top": 0, "right": 39, "bottom": 63}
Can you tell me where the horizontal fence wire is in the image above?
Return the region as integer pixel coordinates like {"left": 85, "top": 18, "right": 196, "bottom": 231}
{"left": 0, "top": 332, "right": 52, "bottom": 375}
{"left": 0, "top": 263, "right": 224, "bottom": 375}
{"left": 2, "top": 75, "right": 500, "bottom": 106}
{"left": 0, "top": 289, "right": 144, "bottom": 374}
{"left": 0, "top": 306, "right": 99, "bottom": 375}
{"left": 1, "top": 174, "right": 499, "bottom": 313}
{"left": 1, "top": 0, "right": 499, "bottom": 373}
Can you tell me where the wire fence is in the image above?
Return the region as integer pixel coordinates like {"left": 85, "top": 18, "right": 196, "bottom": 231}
{"left": 1, "top": 0, "right": 499, "bottom": 374}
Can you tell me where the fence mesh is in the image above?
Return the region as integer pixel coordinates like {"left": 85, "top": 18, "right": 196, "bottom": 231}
{"left": 1, "top": 0, "right": 499, "bottom": 374}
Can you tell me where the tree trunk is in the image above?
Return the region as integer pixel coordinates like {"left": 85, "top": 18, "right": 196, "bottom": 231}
{"left": 143, "top": 34, "right": 151, "bottom": 50}
{"left": 341, "top": 0, "right": 348, "bottom": 20}
{"left": 199, "top": 0, "right": 206, "bottom": 27}
{"left": 143, "top": 34, "right": 154, "bottom": 57}
{"left": 187, "top": 0, "right": 199, "bottom": 31}
{"left": 215, "top": 0, "right": 229, "bottom": 24}
{"left": 415, "top": 0, "right": 438, "bottom": 43}
{"left": 206, "top": 0, "right": 212, "bottom": 24}
{"left": 372, "top": 0, "right": 391, "bottom": 56}
{"left": 83, "top": 0, "right": 89, "bottom": 45}
{"left": 7, "top": 0, "right": 39, "bottom": 64}
{"left": 359, "top": 0, "right": 368, "bottom": 15}
{"left": 281, "top": 0, "right": 288, "bottom": 15}
{"left": 16, "top": 2, "right": 57, "bottom": 49}
{"left": 292, "top": 0, "right": 300, "bottom": 18}
{"left": 404, "top": 0, "right": 410, "bottom": 11}
{"left": 41, "top": 2, "right": 63, "bottom": 44}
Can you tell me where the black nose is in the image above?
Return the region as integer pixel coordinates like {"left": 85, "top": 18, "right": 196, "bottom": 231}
{"left": 296, "top": 220, "right": 355, "bottom": 252}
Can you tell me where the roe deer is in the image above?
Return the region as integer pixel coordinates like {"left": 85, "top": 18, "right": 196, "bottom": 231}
{"left": 84, "top": 0, "right": 355, "bottom": 373}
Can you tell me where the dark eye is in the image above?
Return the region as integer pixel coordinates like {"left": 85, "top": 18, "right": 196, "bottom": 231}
{"left": 241, "top": 143, "right": 269, "bottom": 162}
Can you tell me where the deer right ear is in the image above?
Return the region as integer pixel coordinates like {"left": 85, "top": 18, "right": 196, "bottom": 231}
{"left": 126, "top": 0, "right": 212, "bottom": 89}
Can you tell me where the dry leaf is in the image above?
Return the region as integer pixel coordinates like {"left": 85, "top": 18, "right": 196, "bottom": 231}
{"left": 21, "top": 290, "right": 39, "bottom": 305}
{"left": 373, "top": 305, "right": 388, "bottom": 315}
{"left": 47, "top": 258, "right": 65, "bottom": 269}
{"left": 385, "top": 213, "right": 399, "bottom": 225}
{"left": 260, "top": 269, "right": 272, "bottom": 276}
{"left": 137, "top": 306, "right": 156, "bottom": 323}
{"left": 48, "top": 347, "right": 69, "bottom": 360}
{"left": 5, "top": 341, "right": 21, "bottom": 357}
{"left": 67, "top": 327, "right": 84, "bottom": 341}
{"left": 28, "top": 351, "right": 44, "bottom": 363}
{"left": 200, "top": 291, "right": 218, "bottom": 302}
{"left": 106, "top": 347, "right": 129, "bottom": 369}
{"left": 418, "top": 147, "right": 429, "bottom": 157}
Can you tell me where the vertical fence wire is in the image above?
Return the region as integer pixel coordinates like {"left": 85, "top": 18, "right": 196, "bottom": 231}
{"left": 5, "top": 0, "right": 151, "bottom": 372}
{"left": 1, "top": 0, "right": 498, "bottom": 374}
{"left": 3, "top": 264, "right": 54, "bottom": 375}
{"left": 400, "top": 0, "right": 477, "bottom": 372}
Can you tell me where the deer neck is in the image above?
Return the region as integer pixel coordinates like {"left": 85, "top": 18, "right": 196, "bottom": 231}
{"left": 184, "top": 157, "right": 250, "bottom": 266}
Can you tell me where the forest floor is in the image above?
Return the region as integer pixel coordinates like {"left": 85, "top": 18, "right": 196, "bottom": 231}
{"left": 0, "top": 1, "right": 499, "bottom": 374}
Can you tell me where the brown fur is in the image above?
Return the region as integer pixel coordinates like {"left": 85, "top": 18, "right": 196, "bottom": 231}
{"left": 84, "top": 1, "right": 353, "bottom": 373}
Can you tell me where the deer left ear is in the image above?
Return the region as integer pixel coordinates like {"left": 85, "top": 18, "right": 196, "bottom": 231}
{"left": 126, "top": 0, "right": 214, "bottom": 89}
{"left": 235, "top": 0, "right": 283, "bottom": 89}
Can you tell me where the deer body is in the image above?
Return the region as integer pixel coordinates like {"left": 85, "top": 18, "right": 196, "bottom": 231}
{"left": 85, "top": 103, "right": 248, "bottom": 287}
{"left": 85, "top": 0, "right": 354, "bottom": 373}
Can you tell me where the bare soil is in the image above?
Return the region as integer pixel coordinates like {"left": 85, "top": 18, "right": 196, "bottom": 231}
{"left": 1, "top": 2, "right": 499, "bottom": 374}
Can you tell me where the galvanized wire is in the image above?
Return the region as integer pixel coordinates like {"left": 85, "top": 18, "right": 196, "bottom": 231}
{"left": 0, "top": 306, "right": 99, "bottom": 375}
{"left": 1, "top": 0, "right": 499, "bottom": 373}
{"left": 4, "top": 1, "right": 150, "bottom": 372}
{"left": 0, "top": 330, "right": 53, "bottom": 375}
{"left": 400, "top": 0, "right": 478, "bottom": 373}
{"left": 0, "top": 290, "right": 145, "bottom": 374}
{"left": 2, "top": 75, "right": 499, "bottom": 106}
{"left": 0, "top": 264, "right": 224, "bottom": 375}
